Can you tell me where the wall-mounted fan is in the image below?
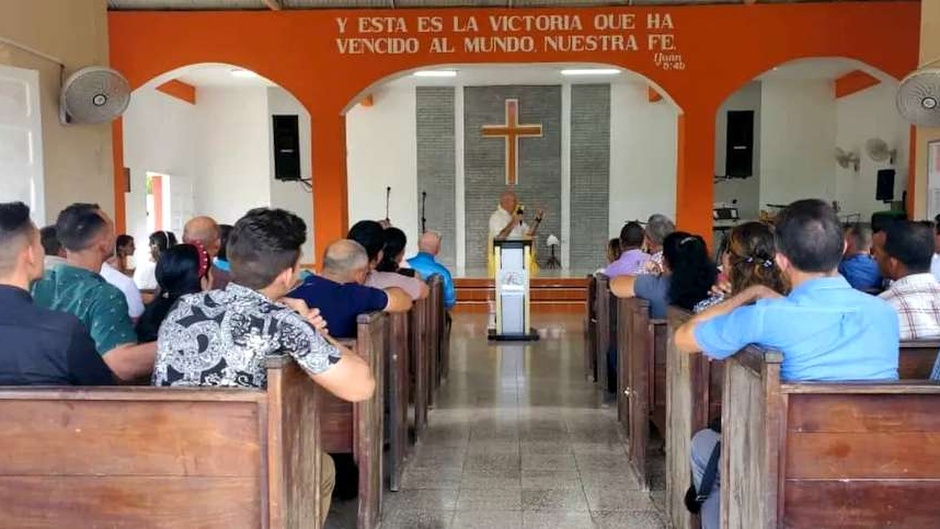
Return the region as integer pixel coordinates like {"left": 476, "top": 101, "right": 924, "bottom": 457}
{"left": 835, "top": 147, "right": 860, "bottom": 172}
{"left": 59, "top": 66, "right": 131, "bottom": 125}
{"left": 896, "top": 67, "right": 940, "bottom": 127}
{"left": 865, "top": 138, "right": 896, "bottom": 165}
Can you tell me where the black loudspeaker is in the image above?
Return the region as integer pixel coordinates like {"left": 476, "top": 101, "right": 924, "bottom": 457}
{"left": 725, "top": 110, "right": 754, "bottom": 178}
{"left": 273, "top": 115, "right": 301, "bottom": 181}
{"left": 876, "top": 169, "right": 895, "bottom": 202}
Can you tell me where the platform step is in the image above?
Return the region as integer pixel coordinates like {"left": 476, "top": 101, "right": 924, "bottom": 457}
{"left": 454, "top": 276, "right": 589, "bottom": 313}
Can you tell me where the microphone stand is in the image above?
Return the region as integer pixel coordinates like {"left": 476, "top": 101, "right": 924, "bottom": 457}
{"left": 421, "top": 191, "right": 427, "bottom": 233}
{"left": 385, "top": 186, "right": 391, "bottom": 224}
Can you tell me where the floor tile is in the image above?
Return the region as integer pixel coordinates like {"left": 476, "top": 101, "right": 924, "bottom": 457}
{"left": 380, "top": 509, "right": 454, "bottom": 529}
{"left": 522, "top": 488, "right": 590, "bottom": 512}
{"left": 465, "top": 452, "right": 521, "bottom": 471}
{"left": 456, "top": 488, "right": 523, "bottom": 511}
{"left": 401, "top": 466, "right": 463, "bottom": 490}
{"left": 521, "top": 470, "right": 582, "bottom": 491}
{"left": 583, "top": 488, "right": 655, "bottom": 512}
{"left": 522, "top": 451, "right": 579, "bottom": 471}
{"left": 452, "top": 510, "right": 523, "bottom": 529}
{"left": 592, "top": 510, "right": 666, "bottom": 529}
{"left": 383, "top": 489, "right": 459, "bottom": 513}
{"left": 460, "top": 467, "right": 522, "bottom": 490}
{"left": 578, "top": 471, "right": 643, "bottom": 491}
{"left": 523, "top": 511, "right": 597, "bottom": 529}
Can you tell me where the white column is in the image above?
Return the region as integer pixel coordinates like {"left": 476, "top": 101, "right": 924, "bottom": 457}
{"left": 561, "top": 83, "right": 572, "bottom": 270}
{"left": 454, "top": 85, "right": 467, "bottom": 273}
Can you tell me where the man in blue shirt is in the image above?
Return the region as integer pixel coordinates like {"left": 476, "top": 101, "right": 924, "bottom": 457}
{"left": 289, "top": 239, "right": 411, "bottom": 338}
{"left": 408, "top": 231, "right": 456, "bottom": 309}
{"left": 674, "top": 199, "right": 899, "bottom": 529}
{"left": 838, "top": 223, "right": 882, "bottom": 292}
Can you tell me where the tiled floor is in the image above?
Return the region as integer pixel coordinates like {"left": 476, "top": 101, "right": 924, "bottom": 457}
{"left": 326, "top": 312, "right": 666, "bottom": 529}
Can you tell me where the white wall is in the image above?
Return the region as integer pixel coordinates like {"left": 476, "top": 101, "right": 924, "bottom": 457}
{"left": 835, "top": 82, "right": 909, "bottom": 221}
{"left": 760, "top": 79, "right": 837, "bottom": 207}
{"left": 714, "top": 82, "right": 762, "bottom": 220}
{"left": 608, "top": 81, "right": 678, "bottom": 236}
{"left": 346, "top": 84, "right": 420, "bottom": 257}
{"left": 122, "top": 86, "right": 198, "bottom": 264}
{"left": 267, "top": 87, "right": 315, "bottom": 263}
{"left": 195, "top": 86, "right": 271, "bottom": 225}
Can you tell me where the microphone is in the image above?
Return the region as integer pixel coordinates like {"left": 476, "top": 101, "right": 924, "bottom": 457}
{"left": 421, "top": 191, "right": 428, "bottom": 233}
{"left": 385, "top": 186, "right": 391, "bottom": 222}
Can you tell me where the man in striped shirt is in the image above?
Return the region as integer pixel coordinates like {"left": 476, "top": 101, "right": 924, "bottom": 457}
{"left": 874, "top": 220, "right": 940, "bottom": 340}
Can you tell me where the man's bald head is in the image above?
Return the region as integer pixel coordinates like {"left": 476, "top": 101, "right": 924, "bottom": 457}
{"left": 322, "top": 239, "right": 370, "bottom": 284}
{"left": 500, "top": 189, "right": 519, "bottom": 213}
{"left": 184, "top": 216, "right": 221, "bottom": 257}
{"left": 418, "top": 231, "right": 442, "bottom": 256}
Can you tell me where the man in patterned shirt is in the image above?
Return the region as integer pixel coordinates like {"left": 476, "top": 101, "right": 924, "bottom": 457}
{"left": 153, "top": 207, "right": 375, "bottom": 524}
{"left": 874, "top": 220, "right": 940, "bottom": 340}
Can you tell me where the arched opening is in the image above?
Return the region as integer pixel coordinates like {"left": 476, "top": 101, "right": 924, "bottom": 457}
{"left": 343, "top": 62, "right": 682, "bottom": 273}
{"left": 712, "top": 57, "right": 908, "bottom": 248}
{"left": 121, "top": 62, "right": 316, "bottom": 268}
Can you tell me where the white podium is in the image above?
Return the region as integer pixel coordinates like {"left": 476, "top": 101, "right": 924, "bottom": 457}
{"left": 489, "top": 239, "right": 539, "bottom": 341}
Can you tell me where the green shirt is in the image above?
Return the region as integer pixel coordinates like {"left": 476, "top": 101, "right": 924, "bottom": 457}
{"left": 31, "top": 264, "right": 137, "bottom": 355}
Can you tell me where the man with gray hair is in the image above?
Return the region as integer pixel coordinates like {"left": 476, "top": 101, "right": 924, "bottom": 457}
{"left": 638, "top": 213, "right": 676, "bottom": 275}
{"left": 288, "top": 239, "right": 411, "bottom": 338}
{"left": 408, "top": 231, "right": 455, "bottom": 309}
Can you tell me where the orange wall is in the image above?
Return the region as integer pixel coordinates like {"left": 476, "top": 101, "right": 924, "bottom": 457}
{"left": 109, "top": 2, "right": 920, "bottom": 252}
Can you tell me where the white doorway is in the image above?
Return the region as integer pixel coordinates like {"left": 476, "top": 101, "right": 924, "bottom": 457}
{"left": 0, "top": 65, "right": 44, "bottom": 223}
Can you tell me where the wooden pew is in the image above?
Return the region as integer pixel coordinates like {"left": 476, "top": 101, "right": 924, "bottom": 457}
{"left": 722, "top": 346, "right": 940, "bottom": 529}
{"left": 665, "top": 307, "right": 723, "bottom": 529}
{"left": 428, "top": 275, "right": 446, "bottom": 403}
{"left": 594, "top": 274, "right": 612, "bottom": 394}
{"left": 318, "top": 312, "right": 386, "bottom": 529}
{"left": 616, "top": 297, "right": 668, "bottom": 489}
{"left": 665, "top": 320, "right": 939, "bottom": 529}
{"left": 410, "top": 293, "right": 430, "bottom": 436}
{"left": 0, "top": 357, "right": 323, "bottom": 529}
{"left": 584, "top": 274, "right": 598, "bottom": 382}
{"left": 386, "top": 311, "right": 410, "bottom": 492}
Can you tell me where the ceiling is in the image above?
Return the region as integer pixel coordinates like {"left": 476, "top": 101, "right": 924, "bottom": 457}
{"left": 107, "top": 0, "right": 904, "bottom": 9}
{"left": 173, "top": 63, "right": 277, "bottom": 87}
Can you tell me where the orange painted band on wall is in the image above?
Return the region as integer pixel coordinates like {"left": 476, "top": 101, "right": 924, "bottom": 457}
{"left": 156, "top": 79, "right": 197, "bottom": 105}
{"left": 835, "top": 70, "right": 881, "bottom": 98}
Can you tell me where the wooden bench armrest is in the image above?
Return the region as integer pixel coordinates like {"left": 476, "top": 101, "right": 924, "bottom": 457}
{"left": 0, "top": 386, "right": 265, "bottom": 402}
{"left": 900, "top": 338, "right": 940, "bottom": 348}
{"left": 781, "top": 380, "right": 940, "bottom": 394}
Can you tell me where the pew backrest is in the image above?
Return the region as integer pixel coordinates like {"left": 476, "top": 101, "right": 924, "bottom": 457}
{"left": 386, "top": 311, "right": 410, "bottom": 491}
{"left": 722, "top": 346, "right": 940, "bottom": 529}
{"left": 585, "top": 274, "right": 598, "bottom": 381}
{"left": 899, "top": 338, "right": 940, "bottom": 378}
{"left": 410, "top": 293, "right": 430, "bottom": 434}
{"left": 594, "top": 274, "right": 611, "bottom": 393}
{"left": 0, "top": 357, "right": 322, "bottom": 529}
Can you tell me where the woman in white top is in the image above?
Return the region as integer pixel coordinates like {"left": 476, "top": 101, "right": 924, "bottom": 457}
{"left": 134, "top": 230, "right": 177, "bottom": 297}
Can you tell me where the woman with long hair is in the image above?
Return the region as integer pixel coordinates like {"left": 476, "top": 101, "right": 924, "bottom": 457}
{"left": 610, "top": 231, "right": 718, "bottom": 317}
{"left": 375, "top": 226, "right": 416, "bottom": 277}
{"left": 134, "top": 230, "right": 178, "bottom": 294}
{"left": 135, "top": 243, "right": 211, "bottom": 343}
{"left": 695, "top": 222, "right": 789, "bottom": 312}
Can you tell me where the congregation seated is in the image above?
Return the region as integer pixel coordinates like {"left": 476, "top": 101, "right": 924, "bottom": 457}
{"left": 31, "top": 203, "right": 156, "bottom": 381}
{"left": 376, "top": 226, "right": 416, "bottom": 278}
{"left": 135, "top": 243, "right": 211, "bottom": 343}
{"left": 694, "top": 221, "right": 789, "bottom": 312}
{"left": 100, "top": 234, "right": 145, "bottom": 322}
{"left": 134, "top": 229, "right": 177, "bottom": 295}
{"left": 874, "top": 220, "right": 940, "bottom": 340}
{"left": 153, "top": 207, "right": 377, "bottom": 525}
{"left": 838, "top": 222, "right": 882, "bottom": 292}
{"left": 183, "top": 216, "right": 230, "bottom": 290}
{"left": 408, "top": 231, "right": 456, "bottom": 309}
{"left": 213, "top": 223, "right": 233, "bottom": 280}
{"left": 606, "top": 237, "right": 621, "bottom": 264}
{"left": 610, "top": 231, "right": 717, "bottom": 318}
{"left": 604, "top": 221, "right": 650, "bottom": 277}
{"left": 289, "top": 239, "right": 411, "bottom": 339}
{"left": 40, "top": 225, "right": 67, "bottom": 270}
{"left": 674, "top": 199, "right": 899, "bottom": 529}
{"left": 637, "top": 213, "right": 675, "bottom": 275}
{"left": 348, "top": 220, "right": 429, "bottom": 300}
{"left": 0, "top": 202, "right": 114, "bottom": 386}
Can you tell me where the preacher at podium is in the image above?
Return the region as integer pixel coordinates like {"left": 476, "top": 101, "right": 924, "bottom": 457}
{"left": 487, "top": 189, "right": 544, "bottom": 276}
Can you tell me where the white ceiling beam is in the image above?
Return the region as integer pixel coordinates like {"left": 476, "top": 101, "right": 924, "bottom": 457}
{"left": 262, "top": 0, "right": 282, "bottom": 10}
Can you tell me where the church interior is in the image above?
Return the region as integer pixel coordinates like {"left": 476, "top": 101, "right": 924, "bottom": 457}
{"left": 1, "top": 0, "right": 939, "bottom": 528}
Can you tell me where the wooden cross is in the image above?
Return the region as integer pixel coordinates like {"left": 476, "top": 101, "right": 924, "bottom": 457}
{"left": 481, "top": 99, "right": 543, "bottom": 185}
